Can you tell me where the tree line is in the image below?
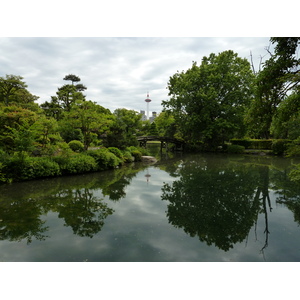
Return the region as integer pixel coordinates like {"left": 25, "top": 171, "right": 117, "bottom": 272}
{"left": 1, "top": 37, "right": 300, "bottom": 182}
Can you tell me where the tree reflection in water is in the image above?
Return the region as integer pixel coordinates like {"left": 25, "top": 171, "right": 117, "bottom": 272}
{"left": 161, "top": 155, "right": 287, "bottom": 253}
{"left": 0, "top": 197, "right": 48, "bottom": 244}
{"left": 0, "top": 162, "right": 146, "bottom": 243}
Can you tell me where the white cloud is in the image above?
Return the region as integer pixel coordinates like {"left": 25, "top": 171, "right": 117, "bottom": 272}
{"left": 0, "top": 37, "right": 271, "bottom": 113}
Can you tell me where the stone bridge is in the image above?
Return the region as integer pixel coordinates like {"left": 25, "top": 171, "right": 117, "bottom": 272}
{"left": 137, "top": 136, "right": 184, "bottom": 151}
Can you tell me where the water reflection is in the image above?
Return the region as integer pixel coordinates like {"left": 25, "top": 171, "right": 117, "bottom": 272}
{"left": 0, "top": 152, "right": 300, "bottom": 261}
{"left": 0, "top": 162, "right": 148, "bottom": 243}
{"left": 0, "top": 196, "right": 48, "bottom": 244}
{"left": 161, "top": 154, "right": 297, "bottom": 253}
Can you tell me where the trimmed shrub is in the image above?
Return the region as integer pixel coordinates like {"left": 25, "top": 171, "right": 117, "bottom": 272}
{"left": 2, "top": 153, "right": 61, "bottom": 182}
{"left": 230, "top": 139, "right": 252, "bottom": 149}
{"left": 251, "top": 139, "right": 273, "bottom": 150}
{"left": 227, "top": 144, "right": 245, "bottom": 154}
{"left": 122, "top": 150, "right": 134, "bottom": 163}
{"left": 126, "top": 146, "right": 143, "bottom": 161}
{"left": 26, "top": 157, "right": 61, "bottom": 179}
{"left": 108, "top": 147, "right": 123, "bottom": 159}
{"left": 68, "top": 140, "right": 85, "bottom": 152}
{"left": 86, "top": 148, "right": 121, "bottom": 170}
{"left": 54, "top": 153, "right": 97, "bottom": 175}
{"left": 230, "top": 139, "right": 273, "bottom": 150}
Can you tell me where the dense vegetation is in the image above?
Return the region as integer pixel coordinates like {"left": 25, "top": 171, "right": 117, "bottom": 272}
{"left": 1, "top": 37, "right": 300, "bottom": 183}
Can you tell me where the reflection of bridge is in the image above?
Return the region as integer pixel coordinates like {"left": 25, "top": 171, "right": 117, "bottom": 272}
{"left": 137, "top": 136, "right": 184, "bottom": 151}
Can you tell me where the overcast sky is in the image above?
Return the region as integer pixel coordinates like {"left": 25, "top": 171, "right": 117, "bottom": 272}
{"left": 1, "top": 37, "right": 273, "bottom": 114}
{"left": 0, "top": 1, "right": 292, "bottom": 115}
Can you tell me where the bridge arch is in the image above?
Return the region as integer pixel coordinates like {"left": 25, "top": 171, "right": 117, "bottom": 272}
{"left": 137, "top": 136, "right": 184, "bottom": 152}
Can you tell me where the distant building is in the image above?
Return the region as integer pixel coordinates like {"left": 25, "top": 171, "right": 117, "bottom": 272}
{"left": 149, "top": 111, "right": 157, "bottom": 123}
{"left": 140, "top": 110, "right": 157, "bottom": 123}
{"left": 140, "top": 110, "right": 147, "bottom": 121}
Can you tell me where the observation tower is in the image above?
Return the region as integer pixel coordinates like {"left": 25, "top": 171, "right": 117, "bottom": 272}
{"left": 145, "top": 92, "right": 152, "bottom": 120}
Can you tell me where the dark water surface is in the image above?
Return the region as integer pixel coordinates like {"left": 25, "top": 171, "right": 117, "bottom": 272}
{"left": 1, "top": 149, "right": 300, "bottom": 262}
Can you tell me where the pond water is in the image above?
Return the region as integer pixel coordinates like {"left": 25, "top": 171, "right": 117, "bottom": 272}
{"left": 1, "top": 147, "right": 300, "bottom": 262}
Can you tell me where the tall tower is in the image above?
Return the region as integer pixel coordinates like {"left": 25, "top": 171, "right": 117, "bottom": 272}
{"left": 145, "top": 92, "right": 152, "bottom": 120}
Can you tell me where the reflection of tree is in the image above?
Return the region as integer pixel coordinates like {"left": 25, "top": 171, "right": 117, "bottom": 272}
{"left": 0, "top": 161, "right": 145, "bottom": 242}
{"left": 272, "top": 167, "right": 300, "bottom": 226}
{"left": 253, "top": 167, "right": 272, "bottom": 255}
{"left": 56, "top": 188, "right": 114, "bottom": 238}
{"left": 161, "top": 156, "right": 260, "bottom": 251}
{"left": 0, "top": 198, "right": 48, "bottom": 244}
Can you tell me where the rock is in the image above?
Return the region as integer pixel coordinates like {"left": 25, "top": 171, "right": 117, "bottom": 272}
{"left": 141, "top": 156, "right": 157, "bottom": 163}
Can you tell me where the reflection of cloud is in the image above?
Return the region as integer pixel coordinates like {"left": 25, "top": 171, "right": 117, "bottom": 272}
{"left": 1, "top": 161, "right": 298, "bottom": 262}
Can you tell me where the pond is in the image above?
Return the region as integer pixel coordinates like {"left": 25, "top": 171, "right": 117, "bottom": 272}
{"left": 1, "top": 148, "right": 300, "bottom": 262}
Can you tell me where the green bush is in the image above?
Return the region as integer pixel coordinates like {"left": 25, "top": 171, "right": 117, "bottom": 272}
{"left": 286, "top": 138, "right": 300, "bottom": 157}
{"left": 227, "top": 144, "right": 245, "bottom": 154}
{"left": 126, "top": 146, "right": 143, "bottom": 161}
{"left": 122, "top": 150, "right": 134, "bottom": 163}
{"left": 230, "top": 139, "right": 252, "bottom": 149}
{"left": 68, "top": 140, "right": 85, "bottom": 152}
{"left": 54, "top": 153, "right": 97, "bottom": 175}
{"left": 108, "top": 147, "right": 123, "bottom": 159}
{"left": 230, "top": 139, "right": 273, "bottom": 150}
{"left": 2, "top": 153, "right": 61, "bottom": 182}
{"left": 272, "top": 139, "right": 291, "bottom": 155}
{"left": 26, "top": 157, "right": 61, "bottom": 179}
{"left": 86, "top": 148, "right": 121, "bottom": 170}
{"left": 251, "top": 139, "right": 273, "bottom": 150}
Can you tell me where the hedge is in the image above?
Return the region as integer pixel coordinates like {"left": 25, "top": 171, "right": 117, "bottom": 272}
{"left": 230, "top": 139, "right": 292, "bottom": 153}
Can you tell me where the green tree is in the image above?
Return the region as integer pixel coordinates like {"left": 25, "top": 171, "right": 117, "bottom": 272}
{"left": 246, "top": 37, "right": 300, "bottom": 138}
{"left": 61, "top": 100, "right": 112, "bottom": 150}
{"left": 271, "top": 91, "right": 300, "bottom": 139}
{"left": 155, "top": 111, "right": 177, "bottom": 138}
{"left": 31, "top": 115, "right": 61, "bottom": 154}
{"left": 40, "top": 96, "right": 63, "bottom": 120}
{"left": 0, "top": 75, "right": 28, "bottom": 106}
{"left": 149, "top": 121, "right": 159, "bottom": 136}
{"left": 163, "top": 50, "right": 255, "bottom": 149}
{"left": 0, "top": 104, "right": 38, "bottom": 153}
{"left": 42, "top": 74, "right": 87, "bottom": 113}
{"left": 105, "top": 108, "right": 142, "bottom": 149}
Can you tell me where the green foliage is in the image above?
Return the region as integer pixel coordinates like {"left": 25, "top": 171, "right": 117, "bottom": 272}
{"left": 105, "top": 108, "right": 141, "bottom": 149}
{"left": 122, "top": 150, "right": 134, "bottom": 163}
{"left": 163, "top": 50, "right": 255, "bottom": 149}
{"left": 149, "top": 122, "right": 159, "bottom": 136}
{"left": 61, "top": 100, "right": 111, "bottom": 150}
{"left": 230, "top": 139, "right": 252, "bottom": 149}
{"left": 230, "top": 138, "right": 272, "bottom": 150}
{"left": 0, "top": 73, "right": 148, "bottom": 183}
{"left": 289, "top": 164, "right": 300, "bottom": 183}
{"left": 285, "top": 138, "right": 300, "bottom": 157}
{"left": 0, "top": 75, "right": 28, "bottom": 106}
{"left": 1, "top": 152, "right": 61, "bottom": 182}
{"left": 227, "top": 144, "right": 245, "bottom": 154}
{"left": 126, "top": 146, "right": 144, "bottom": 160}
{"left": 68, "top": 140, "right": 85, "bottom": 152}
{"left": 86, "top": 148, "right": 121, "bottom": 171}
{"left": 108, "top": 147, "right": 123, "bottom": 159}
{"left": 247, "top": 38, "right": 300, "bottom": 139}
{"left": 155, "top": 111, "right": 177, "bottom": 138}
{"left": 54, "top": 153, "right": 97, "bottom": 175}
{"left": 271, "top": 92, "right": 300, "bottom": 139}
{"left": 271, "top": 139, "right": 291, "bottom": 155}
